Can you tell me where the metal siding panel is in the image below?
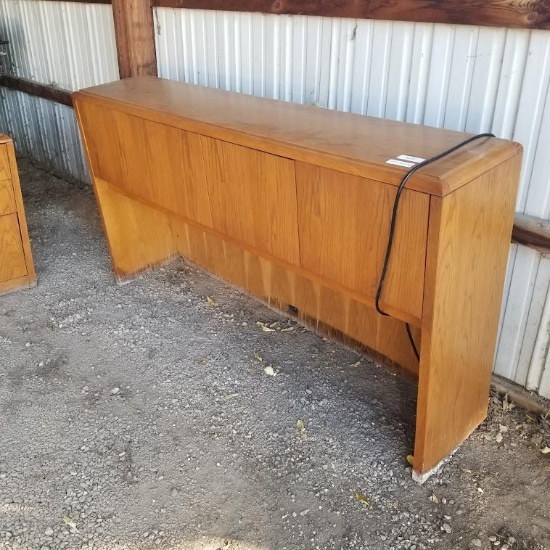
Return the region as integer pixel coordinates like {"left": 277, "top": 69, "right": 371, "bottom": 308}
{"left": 516, "top": 255, "right": 550, "bottom": 387}
{"left": 349, "top": 19, "right": 374, "bottom": 115}
{"left": 525, "top": 259, "right": 550, "bottom": 394}
{"left": 0, "top": 0, "right": 117, "bottom": 181}
{"left": 423, "top": 24, "right": 455, "bottom": 128}
{"left": 512, "top": 31, "right": 550, "bottom": 218}
{"left": 537, "top": 331, "right": 550, "bottom": 399}
{"left": 443, "top": 26, "right": 479, "bottom": 131}
{"left": 0, "top": 0, "right": 118, "bottom": 90}
{"left": 405, "top": 23, "right": 434, "bottom": 124}
{"left": 386, "top": 22, "right": 414, "bottom": 122}
{"left": 494, "top": 246, "right": 540, "bottom": 382}
{"left": 0, "top": 89, "right": 90, "bottom": 183}
{"left": 491, "top": 29, "right": 530, "bottom": 141}
{"left": 524, "top": 83, "right": 550, "bottom": 220}
{"left": 495, "top": 245, "right": 518, "bottom": 354}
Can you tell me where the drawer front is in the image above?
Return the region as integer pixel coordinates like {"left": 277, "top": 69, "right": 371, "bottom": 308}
{"left": 0, "top": 178, "right": 16, "bottom": 215}
{"left": 0, "top": 214, "right": 28, "bottom": 282}
{"left": 0, "top": 146, "right": 11, "bottom": 182}
{"left": 296, "top": 163, "right": 429, "bottom": 321}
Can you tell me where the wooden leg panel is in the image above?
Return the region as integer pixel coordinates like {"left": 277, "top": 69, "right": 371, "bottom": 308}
{"left": 413, "top": 157, "right": 521, "bottom": 475}
{"left": 94, "top": 178, "right": 176, "bottom": 280}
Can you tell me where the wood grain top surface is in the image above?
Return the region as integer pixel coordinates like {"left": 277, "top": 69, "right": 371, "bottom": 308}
{"left": 74, "top": 76, "right": 522, "bottom": 196}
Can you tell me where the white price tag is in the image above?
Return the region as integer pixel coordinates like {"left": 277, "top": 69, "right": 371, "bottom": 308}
{"left": 386, "top": 158, "right": 415, "bottom": 168}
{"left": 397, "top": 154, "right": 425, "bottom": 163}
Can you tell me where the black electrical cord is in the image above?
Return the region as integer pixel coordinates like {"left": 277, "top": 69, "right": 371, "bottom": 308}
{"left": 405, "top": 322, "right": 420, "bottom": 361}
{"left": 374, "top": 132, "right": 496, "bottom": 361}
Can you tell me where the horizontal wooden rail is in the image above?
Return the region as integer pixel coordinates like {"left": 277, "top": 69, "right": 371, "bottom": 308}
{"left": 512, "top": 214, "right": 550, "bottom": 254}
{"left": 38, "top": 0, "right": 111, "bottom": 3}
{"left": 152, "top": 0, "right": 550, "bottom": 30}
{"left": 20, "top": 0, "right": 550, "bottom": 30}
{"left": 2, "top": 73, "right": 550, "bottom": 256}
{"left": 0, "top": 75, "right": 73, "bottom": 107}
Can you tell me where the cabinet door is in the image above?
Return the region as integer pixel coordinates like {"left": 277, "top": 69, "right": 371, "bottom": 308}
{"left": 0, "top": 178, "right": 16, "bottom": 216}
{"left": 0, "top": 214, "right": 28, "bottom": 282}
{"left": 200, "top": 136, "right": 300, "bottom": 265}
{"left": 76, "top": 102, "right": 213, "bottom": 229}
{"left": 296, "top": 163, "right": 429, "bottom": 321}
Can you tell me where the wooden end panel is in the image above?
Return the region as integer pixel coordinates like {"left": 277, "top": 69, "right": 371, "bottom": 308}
{"left": 0, "top": 214, "right": 28, "bottom": 282}
{"left": 93, "top": 178, "right": 176, "bottom": 279}
{"left": 75, "top": 100, "right": 126, "bottom": 186}
{"left": 0, "top": 178, "right": 16, "bottom": 216}
{"left": 414, "top": 154, "right": 522, "bottom": 474}
{"left": 296, "top": 163, "right": 429, "bottom": 321}
{"left": 200, "top": 137, "right": 300, "bottom": 266}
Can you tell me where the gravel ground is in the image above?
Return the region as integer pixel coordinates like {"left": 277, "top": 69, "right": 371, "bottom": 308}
{"left": 0, "top": 161, "right": 549, "bottom": 550}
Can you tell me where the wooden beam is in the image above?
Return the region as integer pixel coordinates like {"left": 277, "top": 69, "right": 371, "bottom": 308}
{"left": 111, "top": 0, "right": 157, "bottom": 78}
{"left": 512, "top": 214, "right": 550, "bottom": 254}
{"left": 151, "top": 0, "right": 550, "bottom": 30}
{"left": 0, "top": 75, "right": 73, "bottom": 107}
{"left": 491, "top": 375, "right": 550, "bottom": 417}
{"left": 38, "top": 0, "right": 111, "bottom": 3}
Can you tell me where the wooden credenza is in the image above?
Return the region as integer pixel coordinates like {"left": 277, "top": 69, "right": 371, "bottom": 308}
{"left": 74, "top": 77, "right": 522, "bottom": 481}
{"left": 0, "top": 135, "right": 35, "bottom": 295}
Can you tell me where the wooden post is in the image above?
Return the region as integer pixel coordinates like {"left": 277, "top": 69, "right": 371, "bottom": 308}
{"left": 111, "top": 0, "right": 157, "bottom": 79}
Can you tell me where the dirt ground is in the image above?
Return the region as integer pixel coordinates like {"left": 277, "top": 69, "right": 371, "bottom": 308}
{"left": 0, "top": 161, "right": 549, "bottom": 550}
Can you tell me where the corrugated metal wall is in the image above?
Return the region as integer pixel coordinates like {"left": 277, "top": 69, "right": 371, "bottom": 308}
{"left": 154, "top": 8, "right": 550, "bottom": 397}
{"left": 0, "top": 0, "right": 119, "bottom": 181}
{"left": 0, "top": 88, "right": 89, "bottom": 181}
{"left": 0, "top": 3, "right": 548, "bottom": 397}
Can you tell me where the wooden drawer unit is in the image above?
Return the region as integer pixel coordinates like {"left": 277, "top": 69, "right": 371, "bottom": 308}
{"left": 74, "top": 77, "right": 522, "bottom": 481}
{"left": 0, "top": 135, "right": 36, "bottom": 295}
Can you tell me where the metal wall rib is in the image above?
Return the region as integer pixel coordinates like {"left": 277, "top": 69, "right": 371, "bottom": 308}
{"left": 0, "top": 0, "right": 119, "bottom": 181}
{"left": 154, "top": 8, "right": 550, "bottom": 397}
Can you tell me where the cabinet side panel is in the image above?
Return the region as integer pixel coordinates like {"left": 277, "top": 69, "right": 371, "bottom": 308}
{"left": 414, "top": 153, "right": 522, "bottom": 474}
{"left": 296, "top": 163, "right": 429, "bottom": 321}
{"left": 93, "top": 178, "right": 176, "bottom": 279}
{"left": 75, "top": 101, "right": 126, "bottom": 186}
